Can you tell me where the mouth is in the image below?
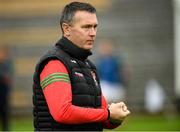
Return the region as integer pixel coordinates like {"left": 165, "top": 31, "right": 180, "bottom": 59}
{"left": 87, "top": 40, "right": 94, "bottom": 43}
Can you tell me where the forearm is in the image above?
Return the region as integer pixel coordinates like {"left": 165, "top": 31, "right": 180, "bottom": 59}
{"left": 54, "top": 103, "right": 108, "bottom": 124}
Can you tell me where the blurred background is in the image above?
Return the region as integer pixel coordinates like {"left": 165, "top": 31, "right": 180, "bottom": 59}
{"left": 0, "top": 0, "right": 180, "bottom": 131}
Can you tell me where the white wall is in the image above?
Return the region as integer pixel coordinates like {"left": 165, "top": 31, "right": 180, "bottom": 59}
{"left": 174, "top": 0, "right": 180, "bottom": 97}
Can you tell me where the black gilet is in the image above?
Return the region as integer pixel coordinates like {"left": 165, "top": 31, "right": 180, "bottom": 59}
{"left": 33, "top": 37, "right": 103, "bottom": 131}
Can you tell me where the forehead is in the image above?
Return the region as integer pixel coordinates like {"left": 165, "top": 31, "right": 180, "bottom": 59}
{"left": 73, "top": 11, "right": 98, "bottom": 25}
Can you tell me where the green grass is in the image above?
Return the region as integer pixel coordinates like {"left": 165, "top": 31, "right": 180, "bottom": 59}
{"left": 112, "top": 114, "right": 180, "bottom": 131}
{"left": 9, "top": 114, "right": 180, "bottom": 131}
{"left": 10, "top": 116, "right": 33, "bottom": 131}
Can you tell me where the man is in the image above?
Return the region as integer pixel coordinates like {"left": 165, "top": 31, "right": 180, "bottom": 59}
{"left": 0, "top": 45, "right": 12, "bottom": 131}
{"left": 33, "top": 2, "right": 130, "bottom": 131}
{"left": 97, "top": 40, "right": 130, "bottom": 104}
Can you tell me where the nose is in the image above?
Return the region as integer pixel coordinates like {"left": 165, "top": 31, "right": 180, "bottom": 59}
{"left": 89, "top": 28, "right": 96, "bottom": 37}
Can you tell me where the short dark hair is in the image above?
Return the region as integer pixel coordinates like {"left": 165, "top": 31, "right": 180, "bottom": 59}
{"left": 60, "top": 2, "right": 96, "bottom": 33}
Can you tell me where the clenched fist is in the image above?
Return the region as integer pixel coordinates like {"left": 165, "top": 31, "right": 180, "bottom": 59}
{"left": 108, "top": 102, "right": 130, "bottom": 124}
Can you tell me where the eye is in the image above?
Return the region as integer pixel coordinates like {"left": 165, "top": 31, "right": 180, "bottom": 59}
{"left": 81, "top": 24, "right": 98, "bottom": 31}
{"left": 94, "top": 25, "right": 98, "bottom": 29}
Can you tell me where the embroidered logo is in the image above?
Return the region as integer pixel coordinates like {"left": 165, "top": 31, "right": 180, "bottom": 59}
{"left": 71, "top": 60, "right": 77, "bottom": 63}
{"left": 75, "top": 72, "right": 84, "bottom": 77}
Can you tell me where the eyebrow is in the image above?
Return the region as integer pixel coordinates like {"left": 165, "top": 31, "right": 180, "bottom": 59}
{"left": 82, "top": 24, "right": 98, "bottom": 28}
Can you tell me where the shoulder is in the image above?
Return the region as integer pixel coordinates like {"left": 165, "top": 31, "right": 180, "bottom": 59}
{"left": 43, "top": 60, "right": 68, "bottom": 74}
{"left": 40, "top": 59, "right": 69, "bottom": 82}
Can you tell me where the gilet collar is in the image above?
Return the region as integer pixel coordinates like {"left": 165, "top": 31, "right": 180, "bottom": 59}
{"left": 56, "top": 37, "right": 92, "bottom": 61}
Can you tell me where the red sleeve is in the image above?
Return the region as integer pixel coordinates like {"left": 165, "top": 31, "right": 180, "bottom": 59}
{"left": 40, "top": 60, "right": 108, "bottom": 124}
{"left": 101, "top": 95, "right": 108, "bottom": 109}
{"left": 101, "top": 95, "right": 121, "bottom": 129}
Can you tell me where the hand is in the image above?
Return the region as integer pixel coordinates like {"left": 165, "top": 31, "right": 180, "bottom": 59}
{"left": 108, "top": 102, "right": 130, "bottom": 123}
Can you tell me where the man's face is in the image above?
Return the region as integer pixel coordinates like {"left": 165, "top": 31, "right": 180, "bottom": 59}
{"left": 64, "top": 11, "right": 98, "bottom": 50}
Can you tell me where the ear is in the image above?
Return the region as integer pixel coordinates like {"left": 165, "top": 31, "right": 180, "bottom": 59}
{"left": 62, "top": 23, "right": 70, "bottom": 37}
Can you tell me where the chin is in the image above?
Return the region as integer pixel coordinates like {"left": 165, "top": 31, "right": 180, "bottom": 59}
{"left": 84, "top": 46, "right": 93, "bottom": 51}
